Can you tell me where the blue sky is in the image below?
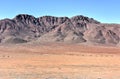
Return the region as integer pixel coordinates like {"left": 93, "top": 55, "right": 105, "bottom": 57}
{"left": 0, "top": 0, "right": 120, "bottom": 23}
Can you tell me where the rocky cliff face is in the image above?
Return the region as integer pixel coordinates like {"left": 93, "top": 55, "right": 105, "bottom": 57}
{"left": 0, "top": 14, "right": 119, "bottom": 45}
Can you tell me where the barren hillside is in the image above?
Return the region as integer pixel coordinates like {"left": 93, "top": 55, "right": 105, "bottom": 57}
{"left": 0, "top": 14, "right": 120, "bottom": 46}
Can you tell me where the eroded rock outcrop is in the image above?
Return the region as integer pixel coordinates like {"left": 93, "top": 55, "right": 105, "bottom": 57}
{"left": 0, "top": 14, "right": 119, "bottom": 45}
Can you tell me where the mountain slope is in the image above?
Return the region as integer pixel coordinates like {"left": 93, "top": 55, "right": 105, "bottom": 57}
{"left": 0, "top": 14, "right": 119, "bottom": 45}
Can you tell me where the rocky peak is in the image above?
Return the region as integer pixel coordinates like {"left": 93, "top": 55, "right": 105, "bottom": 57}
{"left": 38, "top": 16, "right": 70, "bottom": 26}
{"left": 14, "top": 14, "right": 36, "bottom": 20}
{"left": 14, "top": 14, "right": 38, "bottom": 25}
{"left": 71, "top": 15, "right": 100, "bottom": 24}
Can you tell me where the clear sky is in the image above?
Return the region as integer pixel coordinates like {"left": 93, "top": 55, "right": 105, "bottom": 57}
{"left": 0, "top": 0, "right": 120, "bottom": 23}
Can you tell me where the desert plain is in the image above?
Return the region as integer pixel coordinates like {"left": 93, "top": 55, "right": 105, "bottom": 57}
{"left": 0, "top": 43, "right": 120, "bottom": 79}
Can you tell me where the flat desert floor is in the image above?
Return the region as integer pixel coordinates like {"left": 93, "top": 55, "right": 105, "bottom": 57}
{"left": 0, "top": 43, "right": 120, "bottom": 79}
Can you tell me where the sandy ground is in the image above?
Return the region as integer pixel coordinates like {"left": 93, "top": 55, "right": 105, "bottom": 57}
{"left": 0, "top": 43, "right": 120, "bottom": 79}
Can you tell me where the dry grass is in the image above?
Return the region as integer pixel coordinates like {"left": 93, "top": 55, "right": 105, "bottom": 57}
{"left": 0, "top": 43, "right": 120, "bottom": 79}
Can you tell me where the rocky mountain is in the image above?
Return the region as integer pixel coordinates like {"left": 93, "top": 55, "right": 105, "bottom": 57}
{"left": 0, "top": 14, "right": 120, "bottom": 45}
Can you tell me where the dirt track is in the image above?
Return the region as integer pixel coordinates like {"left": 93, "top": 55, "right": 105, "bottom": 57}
{"left": 0, "top": 44, "right": 120, "bottom": 79}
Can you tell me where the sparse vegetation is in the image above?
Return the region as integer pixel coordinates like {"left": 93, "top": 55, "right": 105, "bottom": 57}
{"left": 0, "top": 44, "right": 119, "bottom": 79}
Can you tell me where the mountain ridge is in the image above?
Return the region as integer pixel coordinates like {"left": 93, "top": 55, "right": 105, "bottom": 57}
{"left": 0, "top": 14, "right": 119, "bottom": 46}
